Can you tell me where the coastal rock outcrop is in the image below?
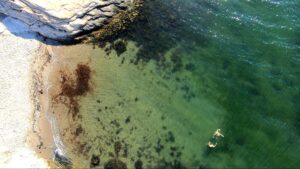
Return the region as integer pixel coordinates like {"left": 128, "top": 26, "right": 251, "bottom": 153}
{"left": 0, "top": 0, "right": 135, "bottom": 40}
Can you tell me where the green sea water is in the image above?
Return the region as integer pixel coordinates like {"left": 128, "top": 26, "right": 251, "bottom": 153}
{"left": 50, "top": 0, "right": 300, "bottom": 168}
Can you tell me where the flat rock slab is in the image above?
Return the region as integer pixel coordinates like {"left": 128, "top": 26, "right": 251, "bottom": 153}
{"left": 0, "top": 0, "right": 134, "bottom": 40}
{"left": 0, "top": 16, "right": 48, "bottom": 168}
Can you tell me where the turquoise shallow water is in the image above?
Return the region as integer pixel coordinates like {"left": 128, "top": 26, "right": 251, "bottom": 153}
{"left": 48, "top": 0, "right": 300, "bottom": 168}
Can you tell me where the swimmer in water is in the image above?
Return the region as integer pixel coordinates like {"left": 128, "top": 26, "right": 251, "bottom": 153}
{"left": 213, "top": 129, "right": 224, "bottom": 138}
{"left": 207, "top": 129, "right": 224, "bottom": 148}
{"left": 207, "top": 141, "right": 217, "bottom": 148}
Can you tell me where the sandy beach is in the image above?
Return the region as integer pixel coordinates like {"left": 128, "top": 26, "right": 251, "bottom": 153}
{"left": 0, "top": 15, "right": 49, "bottom": 167}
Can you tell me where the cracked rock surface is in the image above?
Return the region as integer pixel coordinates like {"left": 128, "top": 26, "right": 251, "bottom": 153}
{"left": 0, "top": 0, "right": 134, "bottom": 40}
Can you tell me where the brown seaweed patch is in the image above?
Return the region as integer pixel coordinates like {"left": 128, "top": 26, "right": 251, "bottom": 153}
{"left": 55, "top": 64, "right": 92, "bottom": 118}
{"left": 61, "top": 64, "right": 91, "bottom": 97}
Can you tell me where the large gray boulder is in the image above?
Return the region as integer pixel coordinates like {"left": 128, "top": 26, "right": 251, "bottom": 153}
{"left": 0, "top": 0, "right": 134, "bottom": 40}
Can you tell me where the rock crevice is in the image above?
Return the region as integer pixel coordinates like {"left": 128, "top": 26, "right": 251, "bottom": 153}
{"left": 0, "top": 0, "right": 134, "bottom": 40}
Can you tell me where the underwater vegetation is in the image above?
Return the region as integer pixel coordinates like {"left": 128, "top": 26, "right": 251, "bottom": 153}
{"left": 49, "top": 0, "right": 300, "bottom": 168}
{"left": 55, "top": 64, "right": 92, "bottom": 119}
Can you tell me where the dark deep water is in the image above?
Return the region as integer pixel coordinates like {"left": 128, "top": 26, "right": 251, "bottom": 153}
{"left": 50, "top": 0, "right": 300, "bottom": 168}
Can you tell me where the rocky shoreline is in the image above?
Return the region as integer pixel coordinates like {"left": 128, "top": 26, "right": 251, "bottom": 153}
{"left": 0, "top": 0, "right": 139, "bottom": 41}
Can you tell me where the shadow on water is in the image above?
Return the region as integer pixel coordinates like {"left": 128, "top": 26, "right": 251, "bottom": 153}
{"left": 0, "top": 14, "right": 63, "bottom": 45}
{"left": 94, "top": 0, "right": 216, "bottom": 66}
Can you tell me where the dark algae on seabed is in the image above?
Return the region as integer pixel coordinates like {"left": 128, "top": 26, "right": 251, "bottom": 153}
{"left": 56, "top": 64, "right": 92, "bottom": 119}
{"left": 40, "top": 0, "right": 300, "bottom": 168}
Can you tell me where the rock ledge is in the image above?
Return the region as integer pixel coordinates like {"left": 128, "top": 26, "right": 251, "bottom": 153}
{"left": 0, "top": 0, "right": 135, "bottom": 40}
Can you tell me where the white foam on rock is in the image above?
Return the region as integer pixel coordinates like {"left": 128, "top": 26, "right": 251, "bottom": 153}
{"left": 0, "top": 16, "right": 48, "bottom": 168}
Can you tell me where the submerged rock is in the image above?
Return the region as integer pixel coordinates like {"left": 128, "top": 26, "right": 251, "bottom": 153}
{"left": 0, "top": 0, "right": 135, "bottom": 40}
{"left": 54, "top": 149, "right": 72, "bottom": 167}
{"left": 104, "top": 159, "right": 127, "bottom": 169}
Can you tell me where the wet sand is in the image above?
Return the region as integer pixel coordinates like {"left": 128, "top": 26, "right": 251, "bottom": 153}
{"left": 30, "top": 44, "right": 96, "bottom": 167}
{"left": 29, "top": 45, "right": 56, "bottom": 167}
